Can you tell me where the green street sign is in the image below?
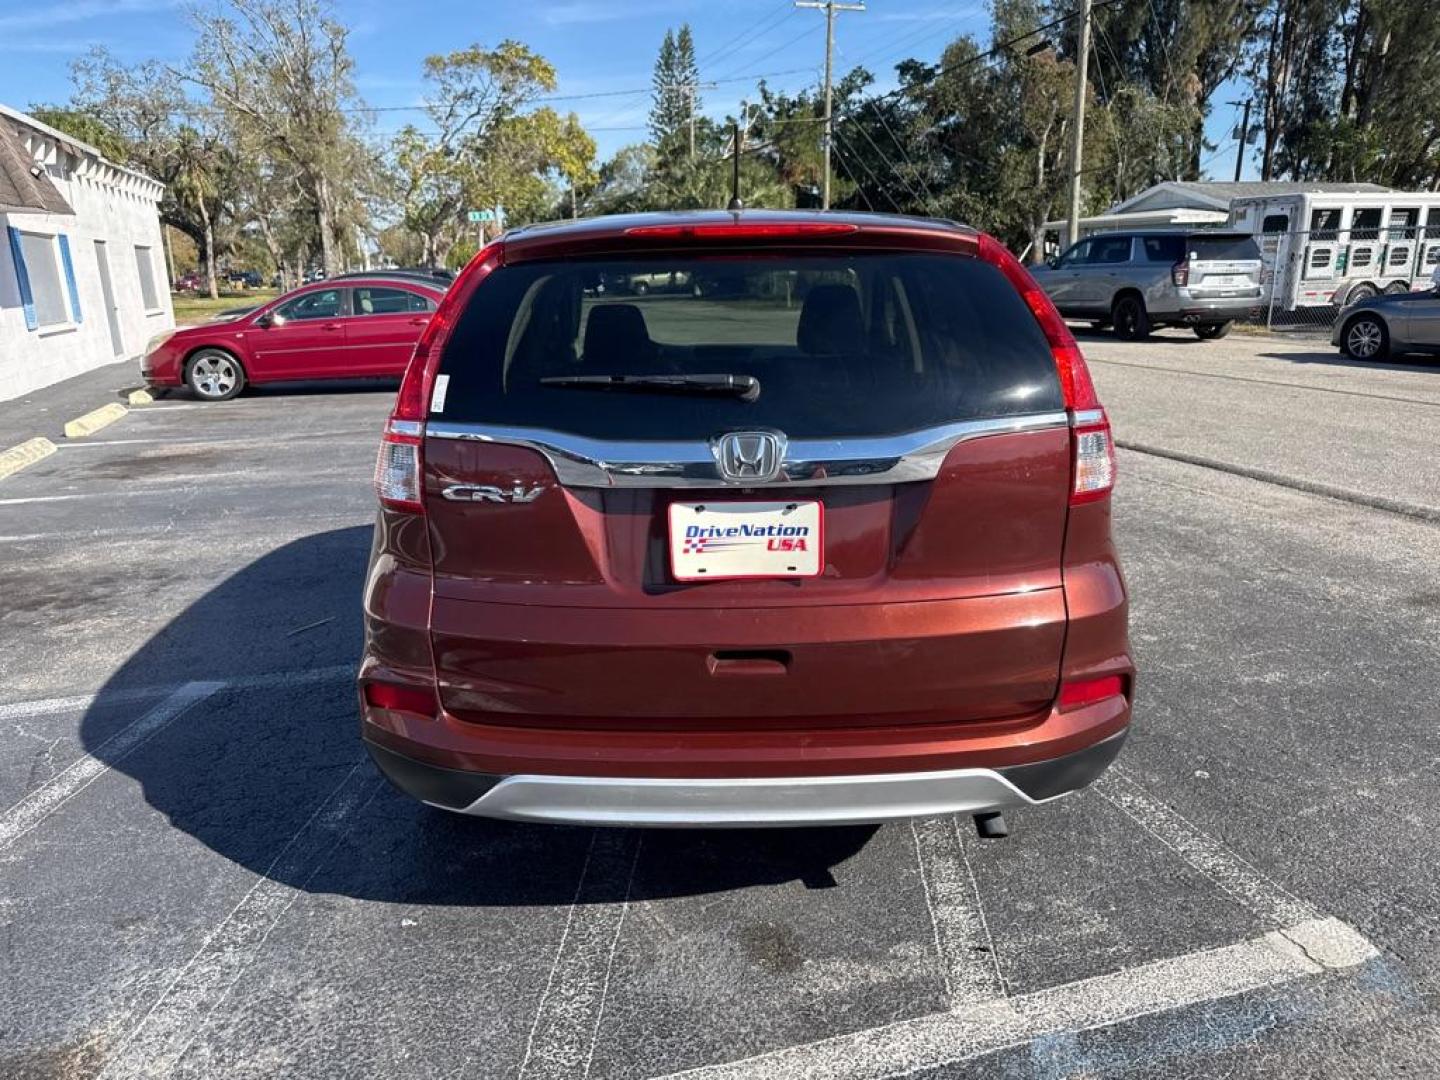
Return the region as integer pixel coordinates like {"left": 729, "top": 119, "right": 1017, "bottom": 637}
{"left": 467, "top": 209, "right": 495, "bottom": 223}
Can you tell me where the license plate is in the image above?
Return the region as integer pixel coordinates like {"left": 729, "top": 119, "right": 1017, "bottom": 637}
{"left": 1209, "top": 275, "right": 1244, "bottom": 288}
{"left": 669, "top": 501, "right": 823, "bottom": 581}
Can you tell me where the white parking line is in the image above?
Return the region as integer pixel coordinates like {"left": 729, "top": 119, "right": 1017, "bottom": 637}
{"left": 652, "top": 917, "right": 1377, "bottom": 1080}
{"left": 645, "top": 773, "right": 1379, "bottom": 1080}
{"left": 0, "top": 666, "right": 355, "bottom": 724}
{"left": 0, "top": 687, "right": 163, "bottom": 722}
{"left": 910, "top": 816, "right": 1005, "bottom": 1004}
{"left": 1092, "top": 767, "right": 1317, "bottom": 927}
{"left": 96, "top": 763, "right": 379, "bottom": 1080}
{"left": 0, "top": 681, "right": 222, "bottom": 849}
{"left": 518, "top": 830, "right": 643, "bottom": 1080}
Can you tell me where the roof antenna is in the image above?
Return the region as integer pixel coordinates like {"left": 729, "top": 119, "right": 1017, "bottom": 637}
{"left": 727, "top": 120, "right": 744, "bottom": 212}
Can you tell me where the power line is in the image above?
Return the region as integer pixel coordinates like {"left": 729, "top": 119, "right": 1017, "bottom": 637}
{"left": 830, "top": 126, "right": 903, "bottom": 212}
{"left": 698, "top": 3, "right": 797, "bottom": 72}
{"left": 848, "top": 1, "right": 986, "bottom": 72}
{"left": 717, "top": 20, "right": 822, "bottom": 82}
{"left": 829, "top": 130, "right": 876, "bottom": 210}
{"left": 841, "top": 109, "right": 933, "bottom": 212}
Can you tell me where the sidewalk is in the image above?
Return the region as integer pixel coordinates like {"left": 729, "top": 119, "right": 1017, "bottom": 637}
{"left": 0, "top": 359, "right": 144, "bottom": 449}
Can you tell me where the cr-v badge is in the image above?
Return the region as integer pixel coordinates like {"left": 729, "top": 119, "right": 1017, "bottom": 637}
{"left": 712, "top": 430, "right": 787, "bottom": 484}
{"left": 441, "top": 483, "right": 547, "bottom": 503}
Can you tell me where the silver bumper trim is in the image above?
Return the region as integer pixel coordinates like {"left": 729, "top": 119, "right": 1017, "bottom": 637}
{"left": 445, "top": 767, "right": 1047, "bottom": 828}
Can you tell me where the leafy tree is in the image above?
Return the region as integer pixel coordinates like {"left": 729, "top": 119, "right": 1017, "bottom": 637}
{"left": 68, "top": 48, "right": 236, "bottom": 297}
{"left": 390, "top": 41, "right": 596, "bottom": 265}
{"left": 185, "top": 0, "right": 370, "bottom": 274}
{"left": 25, "top": 105, "right": 130, "bottom": 161}
{"left": 1074, "top": 0, "right": 1263, "bottom": 176}
{"left": 585, "top": 144, "right": 659, "bottom": 215}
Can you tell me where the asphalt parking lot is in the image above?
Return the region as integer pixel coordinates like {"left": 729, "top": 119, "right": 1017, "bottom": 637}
{"left": 3, "top": 329, "right": 1439, "bottom": 1079}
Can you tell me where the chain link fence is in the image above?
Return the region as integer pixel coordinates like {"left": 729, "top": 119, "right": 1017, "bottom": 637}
{"left": 1236, "top": 226, "right": 1440, "bottom": 336}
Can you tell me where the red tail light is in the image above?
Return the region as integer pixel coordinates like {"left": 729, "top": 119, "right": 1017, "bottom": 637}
{"left": 1171, "top": 260, "right": 1190, "bottom": 287}
{"left": 976, "top": 233, "right": 1114, "bottom": 505}
{"left": 375, "top": 243, "right": 505, "bottom": 513}
{"left": 1057, "top": 674, "right": 1125, "bottom": 711}
{"left": 364, "top": 681, "right": 437, "bottom": 716}
{"left": 624, "top": 222, "right": 860, "bottom": 240}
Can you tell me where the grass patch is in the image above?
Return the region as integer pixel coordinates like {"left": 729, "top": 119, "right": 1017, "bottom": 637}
{"left": 171, "top": 289, "right": 279, "bottom": 325}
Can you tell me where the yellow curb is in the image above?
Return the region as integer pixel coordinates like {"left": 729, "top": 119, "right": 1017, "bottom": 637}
{"left": 127, "top": 389, "right": 154, "bottom": 406}
{"left": 0, "top": 436, "right": 58, "bottom": 480}
{"left": 64, "top": 402, "right": 128, "bottom": 439}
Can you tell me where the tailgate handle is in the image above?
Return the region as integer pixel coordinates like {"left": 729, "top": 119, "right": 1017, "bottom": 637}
{"left": 707, "top": 650, "right": 791, "bottom": 677}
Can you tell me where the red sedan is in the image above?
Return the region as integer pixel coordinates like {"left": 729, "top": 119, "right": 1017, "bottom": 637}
{"left": 141, "top": 276, "right": 446, "bottom": 401}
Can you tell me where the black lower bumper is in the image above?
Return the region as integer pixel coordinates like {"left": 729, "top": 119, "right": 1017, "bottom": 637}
{"left": 1176, "top": 304, "right": 1257, "bottom": 323}
{"left": 994, "top": 728, "right": 1129, "bottom": 801}
{"left": 366, "top": 741, "right": 502, "bottom": 810}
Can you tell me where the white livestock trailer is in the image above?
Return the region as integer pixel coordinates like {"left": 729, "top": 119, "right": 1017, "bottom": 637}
{"left": 1228, "top": 191, "right": 1440, "bottom": 312}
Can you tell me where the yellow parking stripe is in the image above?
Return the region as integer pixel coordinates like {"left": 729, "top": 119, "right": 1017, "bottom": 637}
{"left": 63, "top": 402, "right": 128, "bottom": 438}
{"left": 0, "top": 437, "right": 58, "bottom": 481}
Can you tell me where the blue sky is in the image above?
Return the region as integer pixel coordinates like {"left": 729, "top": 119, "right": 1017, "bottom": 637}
{"left": 0, "top": 0, "right": 1249, "bottom": 181}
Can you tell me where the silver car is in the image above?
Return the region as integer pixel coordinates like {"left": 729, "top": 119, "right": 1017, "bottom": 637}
{"left": 1031, "top": 230, "right": 1264, "bottom": 341}
{"left": 1333, "top": 286, "right": 1440, "bottom": 360}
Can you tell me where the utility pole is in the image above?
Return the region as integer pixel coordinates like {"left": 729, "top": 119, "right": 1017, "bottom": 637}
{"left": 1064, "top": 0, "right": 1092, "bottom": 248}
{"left": 1229, "top": 98, "right": 1252, "bottom": 183}
{"left": 796, "top": 0, "right": 865, "bottom": 210}
{"left": 679, "top": 81, "right": 717, "bottom": 159}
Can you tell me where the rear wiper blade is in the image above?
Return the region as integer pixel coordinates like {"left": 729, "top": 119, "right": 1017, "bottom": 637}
{"left": 538, "top": 373, "right": 760, "bottom": 402}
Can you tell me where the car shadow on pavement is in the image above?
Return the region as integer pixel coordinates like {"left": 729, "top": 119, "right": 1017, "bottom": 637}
{"left": 1258, "top": 350, "right": 1440, "bottom": 373}
{"left": 80, "top": 525, "right": 879, "bottom": 906}
{"left": 1069, "top": 327, "right": 1208, "bottom": 345}
{"left": 162, "top": 378, "right": 402, "bottom": 403}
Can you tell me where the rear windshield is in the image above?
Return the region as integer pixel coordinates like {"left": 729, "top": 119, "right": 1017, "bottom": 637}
{"left": 1186, "top": 235, "right": 1262, "bottom": 261}
{"left": 433, "top": 253, "right": 1063, "bottom": 439}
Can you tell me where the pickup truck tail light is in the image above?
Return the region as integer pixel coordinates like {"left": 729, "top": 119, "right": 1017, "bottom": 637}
{"left": 1171, "top": 261, "right": 1190, "bottom": 287}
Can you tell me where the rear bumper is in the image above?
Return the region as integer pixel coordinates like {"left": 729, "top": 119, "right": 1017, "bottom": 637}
{"left": 366, "top": 728, "right": 1128, "bottom": 827}
{"left": 1173, "top": 302, "right": 1259, "bottom": 323}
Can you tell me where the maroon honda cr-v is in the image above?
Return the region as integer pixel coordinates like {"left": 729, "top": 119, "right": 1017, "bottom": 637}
{"left": 359, "top": 211, "right": 1132, "bottom": 827}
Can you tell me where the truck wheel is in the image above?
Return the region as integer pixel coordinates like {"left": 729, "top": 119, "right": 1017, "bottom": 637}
{"left": 1193, "top": 322, "right": 1232, "bottom": 340}
{"left": 1111, "top": 295, "right": 1150, "bottom": 341}
{"left": 1384, "top": 282, "right": 1410, "bottom": 295}
{"left": 1345, "top": 283, "right": 1378, "bottom": 304}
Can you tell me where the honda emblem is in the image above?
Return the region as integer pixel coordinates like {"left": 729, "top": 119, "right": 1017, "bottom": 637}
{"left": 712, "top": 430, "right": 787, "bottom": 484}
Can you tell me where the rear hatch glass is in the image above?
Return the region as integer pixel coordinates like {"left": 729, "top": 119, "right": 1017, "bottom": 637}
{"left": 432, "top": 253, "right": 1064, "bottom": 436}
{"left": 424, "top": 249, "right": 1075, "bottom": 728}
{"left": 1187, "top": 235, "right": 1262, "bottom": 262}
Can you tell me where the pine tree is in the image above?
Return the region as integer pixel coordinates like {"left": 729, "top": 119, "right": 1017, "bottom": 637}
{"left": 649, "top": 30, "right": 684, "bottom": 146}
{"left": 676, "top": 24, "right": 701, "bottom": 118}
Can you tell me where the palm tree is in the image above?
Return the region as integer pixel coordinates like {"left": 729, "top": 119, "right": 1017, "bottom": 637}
{"left": 171, "top": 126, "right": 226, "bottom": 299}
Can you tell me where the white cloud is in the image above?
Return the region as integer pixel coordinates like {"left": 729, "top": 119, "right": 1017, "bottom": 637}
{"left": 0, "top": 0, "right": 179, "bottom": 33}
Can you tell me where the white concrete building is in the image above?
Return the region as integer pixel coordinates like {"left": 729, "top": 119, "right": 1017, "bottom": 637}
{"left": 0, "top": 103, "right": 173, "bottom": 402}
